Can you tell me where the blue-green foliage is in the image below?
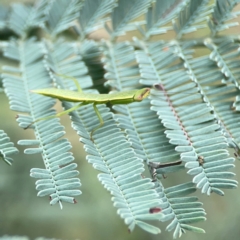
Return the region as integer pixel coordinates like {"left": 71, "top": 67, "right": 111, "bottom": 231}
{"left": 133, "top": 39, "right": 237, "bottom": 196}
{"left": 78, "top": 0, "right": 117, "bottom": 37}
{"left": 156, "top": 182, "right": 206, "bottom": 238}
{"left": 101, "top": 41, "right": 206, "bottom": 235}
{"left": 110, "top": 0, "right": 152, "bottom": 38}
{"left": 8, "top": 1, "right": 48, "bottom": 37}
{"left": 0, "top": 6, "right": 9, "bottom": 30}
{"left": 173, "top": 0, "right": 211, "bottom": 38}
{"left": 145, "top": 0, "right": 182, "bottom": 38}
{"left": 2, "top": 39, "right": 81, "bottom": 208}
{"left": 1, "top": 0, "right": 240, "bottom": 237}
{"left": 39, "top": 41, "right": 164, "bottom": 233}
{"left": 44, "top": 0, "right": 82, "bottom": 36}
{"left": 208, "top": 0, "right": 240, "bottom": 35}
{"left": 0, "top": 130, "right": 19, "bottom": 165}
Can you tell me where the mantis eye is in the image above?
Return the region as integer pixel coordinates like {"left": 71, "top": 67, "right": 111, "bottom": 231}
{"left": 134, "top": 88, "right": 150, "bottom": 101}
{"left": 140, "top": 88, "right": 150, "bottom": 99}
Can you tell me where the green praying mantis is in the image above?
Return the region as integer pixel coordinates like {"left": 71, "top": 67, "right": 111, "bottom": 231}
{"left": 26, "top": 74, "right": 150, "bottom": 139}
{"left": 26, "top": 75, "right": 183, "bottom": 179}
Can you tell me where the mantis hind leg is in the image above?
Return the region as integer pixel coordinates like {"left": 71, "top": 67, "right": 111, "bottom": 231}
{"left": 24, "top": 103, "right": 85, "bottom": 129}
{"left": 91, "top": 103, "right": 104, "bottom": 140}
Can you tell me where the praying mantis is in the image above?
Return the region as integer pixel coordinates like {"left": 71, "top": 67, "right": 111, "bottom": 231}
{"left": 26, "top": 74, "right": 150, "bottom": 139}
{"left": 27, "top": 75, "right": 183, "bottom": 180}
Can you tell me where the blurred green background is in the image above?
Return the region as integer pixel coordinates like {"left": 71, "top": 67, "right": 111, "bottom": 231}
{"left": 1, "top": 0, "right": 240, "bottom": 240}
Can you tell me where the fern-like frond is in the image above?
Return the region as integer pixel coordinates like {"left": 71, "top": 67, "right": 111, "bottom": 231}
{"left": 78, "top": 40, "right": 105, "bottom": 89}
{"left": 43, "top": 42, "right": 162, "bottom": 233}
{"left": 102, "top": 41, "right": 183, "bottom": 169}
{"left": 9, "top": 3, "right": 31, "bottom": 37}
{"left": 0, "top": 130, "right": 19, "bottom": 165}
{"left": 41, "top": 40, "right": 163, "bottom": 233}
{"left": 145, "top": 0, "right": 185, "bottom": 38}
{"left": 78, "top": 0, "right": 117, "bottom": 38}
{"left": 202, "top": 83, "right": 240, "bottom": 154}
{"left": 44, "top": 0, "right": 82, "bottom": 37}
{"left": 0, "top": 6, "right": 9, "bottom": 30}
{"left": 45, "top": 40, "right": 93, "bottom": 89}
{"left": 135, "top": 40, "right": 179, "bottom": 86}
{"left": 134, "top": 40, "right": 237, "bottom": 195}
{"left": 208, "top": 0, "right": 240, "bottom": 36}
{"left": 205, "top": 39, "right": 240, "bottom": 93}
{"left": 102, "top": 41, "right": 140, "bottom": 90}
{"left": 202, "top": 39, "right": 240, "bottom": 150}
{"left": 8, "top": 1, "right": 48, "bottom": 38}
{"left": 155, "top": 181, "right": 206, "bottom": 238}
{"left": 173, "top": 0, "right": 211, "bottom": 38}
{"left": 100, "top": 41, "right": 207, "bottom": 235}
{"left": 71, "top": 104, "right": 164, "bottom": 234}
{"left": 187, "top": 44, "right": 240, "bottom": 156}
{"left": 2, "top": 39, "right": 81, "bottom": 208}
{"left": 110, "top": 0, "right": 151, "bottom": 39}
{"left": 176, "top": 41, "right": 239, "bottom": 191}
{"left": 150, "top": 88, "right": 237, "bottom": 196}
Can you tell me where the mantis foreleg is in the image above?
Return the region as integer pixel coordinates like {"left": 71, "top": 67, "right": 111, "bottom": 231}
{"left": 91, "top": 103, "right": 104, "bottom": 140}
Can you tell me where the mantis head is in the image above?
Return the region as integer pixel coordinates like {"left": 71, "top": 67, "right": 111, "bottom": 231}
{"left": 133, "top": 88, "right": 151, "bottom": 101}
